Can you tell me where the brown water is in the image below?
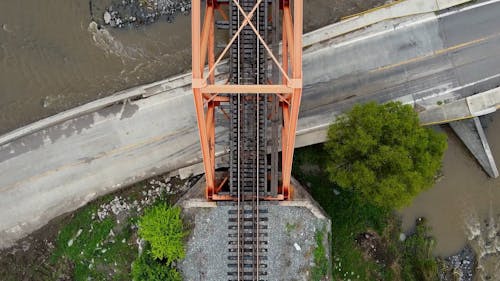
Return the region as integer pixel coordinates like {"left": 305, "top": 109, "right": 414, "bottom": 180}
{"left": 401, "top": 112, "right": 500, "bottom": 277}
{"left": 0, "top": 1, "right": 193, "bottom": 134}
{"left": 0, "top": 0, "right": 498, "bottom": 269}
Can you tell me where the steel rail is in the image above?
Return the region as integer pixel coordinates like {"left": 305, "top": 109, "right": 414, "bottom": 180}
{"left": 256, "top": 2, "right": 261, "bottom": 279}
{"left": 237, "top": 1, "right": 242, "bottom": 279}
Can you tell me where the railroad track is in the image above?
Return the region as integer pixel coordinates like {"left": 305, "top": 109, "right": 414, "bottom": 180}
{"left": 226, "top": 0, "right": 270, "bottom": 280}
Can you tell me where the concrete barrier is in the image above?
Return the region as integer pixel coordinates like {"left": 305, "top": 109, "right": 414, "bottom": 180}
{"left": 304, "top": 0, "right": 471, "bottom": 47}
{"left": 0, "top": 73, "right": 193, "bottom": 146}
{"left": 420, "top": 87, "right": 500, "bottom": 125}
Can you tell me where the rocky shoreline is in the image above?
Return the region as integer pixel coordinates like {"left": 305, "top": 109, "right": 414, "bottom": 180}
{"left": 440, "top": 245, "right": 476, "bottom": 281}
{"left": 91, "top": 0, "right": 191, "bottom": 28}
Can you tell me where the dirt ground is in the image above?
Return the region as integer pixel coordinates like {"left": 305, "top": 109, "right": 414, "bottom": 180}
{"left": 0, "top": 215, "right": 73, "bottom": 281}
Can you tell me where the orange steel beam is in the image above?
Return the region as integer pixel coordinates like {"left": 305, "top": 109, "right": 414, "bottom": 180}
{"left": 203, "top": 0, "right": 264, "bottom": 83}
{"left": 200, "top": 6, "right": 213, "bottom": 73}
{"left": 204, "top": 94, "right": 230, "bottom": 106}
{"left": 231, "top": 0, "right": 291, "bottom": 82}
{"left": 281, "top": 0, "right": 303, "bottom": 193}
{"left": 281, "top": 101, "right": 290, "bottom": 184}
{"left": 283, "top": 7, "right": 294, "bottom": 59}
{"left": 215, "top": 176, "right": 229, "bottom": 193}
{"left": 206, "top": 102, "right": 216, "bottom": 179}
{"left": 208, "top": 10, "right": 215, "bottom": 85}
{"left": 192, "top": 0, "right": 215, "bottom": 198}
{"left": 201, "top": 84, "right": 294, "bottom": 94}
{"left": 282, "top": 15, "right": 288, "bottom": 84}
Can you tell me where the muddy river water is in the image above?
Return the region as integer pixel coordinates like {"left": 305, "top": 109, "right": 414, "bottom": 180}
{"left": 0, "top": 0, "right": 498, "bottom": 270}
{"left": 401, "top": 114, "right": 500, "bottom": 256}
{"left": 401, "top": 113, "right": 500, "bottom": 278}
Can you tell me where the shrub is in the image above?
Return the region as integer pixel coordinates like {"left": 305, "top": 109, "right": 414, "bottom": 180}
{"left": 138, "top": 204, "right": 187, "bottom": 264}
{"left": 402, "top": 220, "right": 439, "bottom": 281}
{"left": 131, "top": 244, "right": 182, "bottom": 281}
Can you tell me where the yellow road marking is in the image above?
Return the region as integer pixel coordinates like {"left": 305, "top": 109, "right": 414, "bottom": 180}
{"left": 420, "top": 115, "right": 474, "bottom": 126}
{"left": 341, "top": 0, "right": 406, "bottom": 21}
{"left": 420, "top": 101, "right": 500, "bottom": 126}
{"left": 1, "top": 127, "right": 195, "bottom": 192}
{"left": 371, "top": 32, "right": 500, "bottom": 73}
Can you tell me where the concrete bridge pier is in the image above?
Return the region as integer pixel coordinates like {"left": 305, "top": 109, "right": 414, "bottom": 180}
{"left": 449, "top": 116, "right": 499, "bottom": 178}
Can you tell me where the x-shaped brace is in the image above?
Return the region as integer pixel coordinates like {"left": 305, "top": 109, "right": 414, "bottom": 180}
{"left": 204, "top": 0, "right": 292, "bottom": 85}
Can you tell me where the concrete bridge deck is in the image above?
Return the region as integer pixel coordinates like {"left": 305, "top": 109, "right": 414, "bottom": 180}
{"left": 1, "top": 0, "right": 500, "bottom": 248}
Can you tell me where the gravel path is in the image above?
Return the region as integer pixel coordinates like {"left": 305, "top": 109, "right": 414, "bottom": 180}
{"left": 180, "top": 202, "right": 331, "bottom": 281}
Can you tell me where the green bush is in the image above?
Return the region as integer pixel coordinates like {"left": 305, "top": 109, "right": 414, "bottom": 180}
{"left": 402, "top": 220, "right": 439, "bottom": 281}
{"left": 138, "top": 204, "right": 187, "bottom": 264}
{"left": 131, "top": 245, "right": 182, "bottom": 281}
{"left": 133, "top": 204, "right": 187, "bottom": 281}
{"left": 325, "top": 101, "right": 447, "bottom": 209}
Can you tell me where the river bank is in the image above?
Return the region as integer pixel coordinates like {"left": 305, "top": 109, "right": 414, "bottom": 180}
{"left": 400, "top": 112, "right": 500, "bottom": 280}
{"left": 401, "top": 112, "right": 500, "bottom": 255}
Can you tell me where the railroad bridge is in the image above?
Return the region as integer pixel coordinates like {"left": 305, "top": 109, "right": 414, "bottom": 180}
{"left": 1, "top": 0, "right": 499, "bottom": 263}
{"left": 191, "top": 0, "right": 303, "bottom": 279}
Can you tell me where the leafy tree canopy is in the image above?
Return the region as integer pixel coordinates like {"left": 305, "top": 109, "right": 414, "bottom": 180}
{"left": 325, "top": 101, "right": 447, "bottom": 209}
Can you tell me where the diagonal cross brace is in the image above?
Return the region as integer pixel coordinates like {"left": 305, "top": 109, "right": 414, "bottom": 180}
{"left": 231, "top": 0, "right": 291, "bottom": 83}
{"left": 203, "top": 0, "right": 292, "bottom": 85}
{"left": 203, "top": 0, "right": 264, "bottom": 84}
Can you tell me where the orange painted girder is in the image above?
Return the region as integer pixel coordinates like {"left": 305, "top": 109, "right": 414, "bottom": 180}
{"left": 200, "top": 84, "right": 295, "bottom": 94}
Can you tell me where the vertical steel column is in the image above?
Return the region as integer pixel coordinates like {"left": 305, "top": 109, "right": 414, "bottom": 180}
{"left": 281, "top": 0, "right": 302, "bottom": 197}
{"left": 192, "top": 0, "right": 216, "bottom": 198}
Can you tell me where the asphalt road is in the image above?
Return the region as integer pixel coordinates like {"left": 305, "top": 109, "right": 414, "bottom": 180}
{"left": 1, "top": 0, "right": 499, "bottom": 248}
{"left": 300, "top": 1, "right": 500, "bottom": 131}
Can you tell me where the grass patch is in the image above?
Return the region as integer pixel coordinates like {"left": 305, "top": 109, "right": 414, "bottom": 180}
{"left": 285, "top": 222, "right": 297, "bottom": 234}
{"left": 137, "top": 204, "right": 187, "bottom": 263}
{"left": 51, "top": 204, "right": 136, "bottom": 280}
{"left": 311, "top": 227, "right": 330, "bottom": 281}
{"left": 401, "top": 220, "right": 439, "bottom": 281}
{"left": 131, "top": 243, "right": 182, "bottom": 281}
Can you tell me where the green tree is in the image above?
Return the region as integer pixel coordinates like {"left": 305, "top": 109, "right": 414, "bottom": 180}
{"left": 138, "top": 205, "right": 187, "bottom": 264}
{"left": 325, "top": 101, "right": 447, "bottom": 209}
